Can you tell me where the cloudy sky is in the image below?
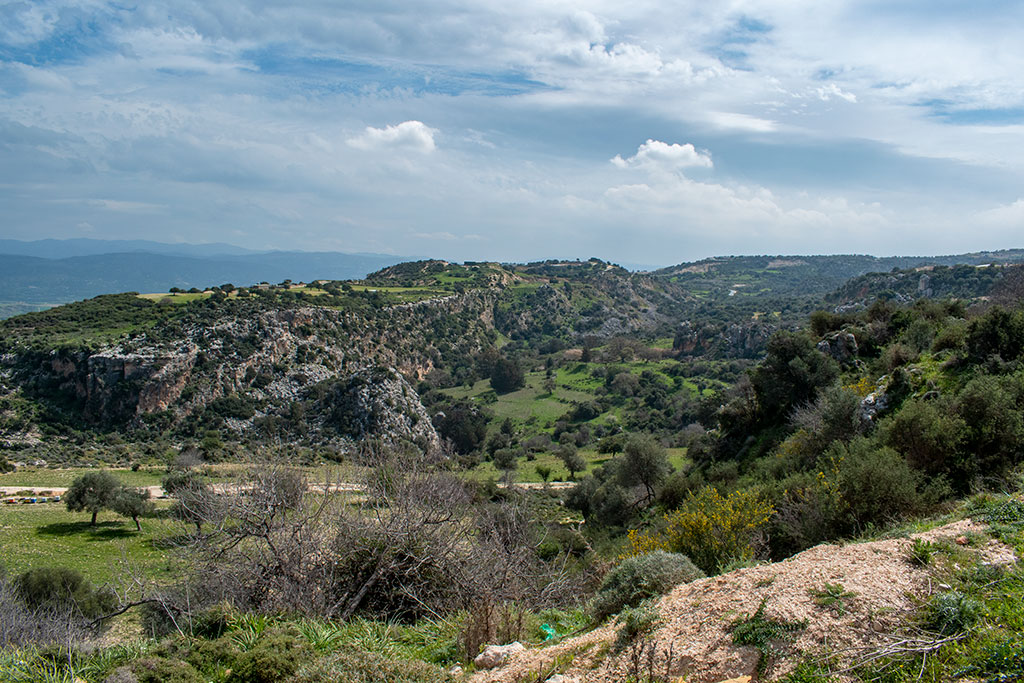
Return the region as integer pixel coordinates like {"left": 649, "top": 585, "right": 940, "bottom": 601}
{"left": 2, "top": 1, "right": 1023, "bottom": 266}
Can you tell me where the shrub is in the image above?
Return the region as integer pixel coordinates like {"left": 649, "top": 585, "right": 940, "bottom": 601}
{"left": 15, "top": 566, "right": 116, "bottom": 618}
{"left": 591, "top": 551, "right": 703, "bottom": 621}
{"left": 627, "top": 486, "right": 774, "bottom": 574}
{"left": 228, "top": 628, "right": 311, "bottom": 683}
{"left": 131, "top": 657, "right": 203, "bottom": 683}
{"left": 292, "top": 647, "right": 453, "bottom": 683}
{"left": 921, "top": 591, "right": 981, "bottom": 635}
{"left": 614, "top": 602, "right": 660, "bottom": 650}
{"left": 832, "top": 438, "right": 927, "bottom": 528}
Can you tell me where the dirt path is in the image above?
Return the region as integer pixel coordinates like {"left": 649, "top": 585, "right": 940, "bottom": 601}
{"left": 470, "top": 519, "right": 1016, "bottom": 683}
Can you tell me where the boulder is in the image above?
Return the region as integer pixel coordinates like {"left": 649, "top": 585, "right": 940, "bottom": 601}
{"left": 474, "top": 641, "right": 526, "bottom": 669}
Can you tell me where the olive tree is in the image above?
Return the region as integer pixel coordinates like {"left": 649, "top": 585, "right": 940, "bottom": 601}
{"left": 65, "top": 471, "right": 120, "bottom": 526}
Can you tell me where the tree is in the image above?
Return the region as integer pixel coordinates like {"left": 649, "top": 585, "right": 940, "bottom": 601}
{"left": 110, "top": 487, "right": 154, "bottom": 531}
{"left": 163, "top": 470, "right": 215, "bottom": 534}
{"left": 558, "top": 445, "right": 586, "bottom": 480}
{"left": 490, "top": 357, "right": 525, "bottom": 393}
{"left": 65, "top": 471, "right": 120, "bottom": 526}
{"left": 617, "top": 434, "right": 671, "bottom": 504}
{"left": 535, "top": 464, "right": 552, "bottom": 483}
{"left": 750, "top": 331, "right": 839, "bottom": 423}
{"left": 432, "top": 400, "right": 489, "bottom": 454}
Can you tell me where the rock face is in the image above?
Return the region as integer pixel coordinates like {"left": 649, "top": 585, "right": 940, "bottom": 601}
{"left": 474, "top": 642, "right": 525, "bottom": 669}
{"left": 319, "top": 367, "right": 441, "bottom": 452}
{"left": 817, "top": 330, "right": 859, "bottom": 365}
{"left": 674, "top": 320, "right": 776, "bottom": 359}
{"left": 1, "top": 301, "right": 455, "bottom": 453}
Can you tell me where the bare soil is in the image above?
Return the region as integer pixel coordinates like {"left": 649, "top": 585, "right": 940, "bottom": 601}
{"left": 470, "top": 519, "right": 1015, "bottom": 683}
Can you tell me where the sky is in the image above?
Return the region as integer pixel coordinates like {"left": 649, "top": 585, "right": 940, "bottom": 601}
{"left": 2, "top": 1, "right": 1023, "bottom": 267}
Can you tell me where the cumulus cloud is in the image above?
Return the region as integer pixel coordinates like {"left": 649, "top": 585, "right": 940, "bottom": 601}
{"left": 347, "top": 121, "right": 437, "bottom": 153}
{"left": 612, "top": 140, "right": 712, "bottom": 173}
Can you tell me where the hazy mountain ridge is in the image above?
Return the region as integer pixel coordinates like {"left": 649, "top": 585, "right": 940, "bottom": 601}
{"left": 0, "top": 249, "right": 409, "bottom": 317}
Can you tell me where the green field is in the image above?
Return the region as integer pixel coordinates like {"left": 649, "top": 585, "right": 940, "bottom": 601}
{"left": 0, "top": 467, "right": 165, "bottom": 489}
{"left": 0, "top": 502, "right": 179, "bottom": 585}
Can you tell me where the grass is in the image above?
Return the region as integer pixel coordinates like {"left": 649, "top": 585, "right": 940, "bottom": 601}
{"left": 0, "top": 502, "right": 179, "bottom": 585}
{"left": 137, "top": 292, "right": 211, "bottom": 303}
{"left": 0, "top": 467, "right": 165, "bottom": 489}
{"left": 462, "top": 448, "right": 610, "bottom": 483}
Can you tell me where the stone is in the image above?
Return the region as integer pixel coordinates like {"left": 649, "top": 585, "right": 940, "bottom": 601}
{"left": 474, "top": 641, "right": 526, "bottom": 669}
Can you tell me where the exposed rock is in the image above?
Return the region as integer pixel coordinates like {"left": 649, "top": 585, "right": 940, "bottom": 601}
{"left": 817, "top": 330, "right": 858, "bottom": 364}
{"left": 474, "top": 642, "right": 526, "bottom": 669}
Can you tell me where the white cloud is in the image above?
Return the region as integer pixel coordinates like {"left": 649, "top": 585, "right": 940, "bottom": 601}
{"left": 708, "top": 112, "right": 778, "bottom": 132}
{"left": 612, "top": 140, "right": 712, "bottom": 173}
{"left": 816, "top": 83, "right": 857, "bottom": 103}
{"left": 347, "top": 121, "right": 437, "bottom": 153}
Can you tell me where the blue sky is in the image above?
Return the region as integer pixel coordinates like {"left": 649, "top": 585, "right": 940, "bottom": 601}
{"left": 1, "top": 1, "right": 1023, "bottom": 266}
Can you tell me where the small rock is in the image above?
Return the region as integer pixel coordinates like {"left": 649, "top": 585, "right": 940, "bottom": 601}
{"left": 715, "top": 677, "right": 752, "bottom": 683}
{"left": 474, "top": 641, "right": 526, "bottom": 669}
{"left": 955, "top": 535, "right": 969, "bottom": 546}
{"left": 546, "top": 675, "right": 565, "bottom": 683}
{"left": 449, "top": 664, "right": 464, "bottom": 676}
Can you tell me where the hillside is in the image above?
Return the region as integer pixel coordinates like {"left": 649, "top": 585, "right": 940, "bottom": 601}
{"left": 472, "top": 518, "right": 1016, "bottom": 683}
{"left": 0, "top": 260, "right": 701, "bottom": 461}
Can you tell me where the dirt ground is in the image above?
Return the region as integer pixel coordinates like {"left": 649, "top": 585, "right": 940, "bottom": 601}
{"left": 470, "top": 519, "right": 1015, "bottom": 683}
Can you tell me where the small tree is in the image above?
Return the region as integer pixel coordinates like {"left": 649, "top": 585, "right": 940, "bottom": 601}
{"left": 490, "top": 357, "right": 525, "bottom": 393}
{"left": 110, "top": 487, "right": 154, "bottom": 531}
{"left": 163, "top": 470, "right": 215, "bottom": 534}
{"left": 65, "top": 471, "right": 120, "bottom": 526}
{"left": 617, "top": 434, "right": 671, "bottom": 504}
{"left": 558, "top": 445, "right": 586, "bottom": 480}
{"left": 535, "top": 464, "right": 552, "bottom": 483}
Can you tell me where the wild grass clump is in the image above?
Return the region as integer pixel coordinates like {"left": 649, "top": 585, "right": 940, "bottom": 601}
{"left": 591, "top": 551, "right": 704, "bottom": 621}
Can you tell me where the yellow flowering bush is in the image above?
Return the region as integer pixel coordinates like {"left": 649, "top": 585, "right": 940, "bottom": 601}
{"left": 625, "top": 486, "right": 774, "bottom": 574}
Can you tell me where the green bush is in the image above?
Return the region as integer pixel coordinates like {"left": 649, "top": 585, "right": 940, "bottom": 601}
{"left": 227, "top": 628, "right": 311, "bottom": 683}
{"left": 292, "top": 647, "right": 453, "bottom": 683}
{"left": 921, "top": 591, "right": 981, "bottom": 635}
{"left": 15, "top": 566, "right": 116, "bottom": 618}
{"left": 131, "top": 656, "right": 203, "bottom": 683}
{"left": 591, "top": 551, "right": 704, "bottom": 621}
{"left": 614, "top": 602, "right": 660, "bottom": 650}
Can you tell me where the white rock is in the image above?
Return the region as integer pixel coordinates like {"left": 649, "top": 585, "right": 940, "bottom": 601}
{"left": 473, "top": 641, "right": 526, "bottom": 669}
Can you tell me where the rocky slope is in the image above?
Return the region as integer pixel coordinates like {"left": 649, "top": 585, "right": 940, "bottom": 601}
{"left": 0, "top": 260, "right": 697, "bottom": 453}
{"left": 471, "top": 519, "right": 1016, "bottom": 683}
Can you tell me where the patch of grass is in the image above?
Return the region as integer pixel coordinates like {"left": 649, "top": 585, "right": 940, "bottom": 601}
{"left": 0, "top": 502, "right": 178, "bottom": 584}
{"left": 0, "top": 468, "right": 164, "bottom": 489}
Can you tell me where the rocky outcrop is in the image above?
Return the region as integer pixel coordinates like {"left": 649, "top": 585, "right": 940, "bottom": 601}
{"left": 318, "top": 367, "right": 441, "bottom": 452}
{"left": 674, "top": 320, "right": 777, "bottom": 359}
{"left": 817, "top": 330, "right": 859, "bottom": 365}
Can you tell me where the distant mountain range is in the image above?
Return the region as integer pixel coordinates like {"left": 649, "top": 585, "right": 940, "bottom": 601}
{"left": 3, "top": 239, "right": 1024, "bottom": 320}
{"left": 0, "top": 239, "right": 409, "bottom": 318}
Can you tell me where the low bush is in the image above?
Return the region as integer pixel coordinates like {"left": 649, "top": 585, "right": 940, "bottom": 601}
{"left": 15, "top": 566, "right": 116, "bottom": 619}
{"left": 291, "top": 647, "right": 453, "bottom": 683}
{"left": 131, "top": 656, "right": 203, "bottom": 683}
{"left": 590, "top": 551, "right": 703, "bottom": 621}
{"left": 228, "top": 628, "right": 311, "bottom": 683}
